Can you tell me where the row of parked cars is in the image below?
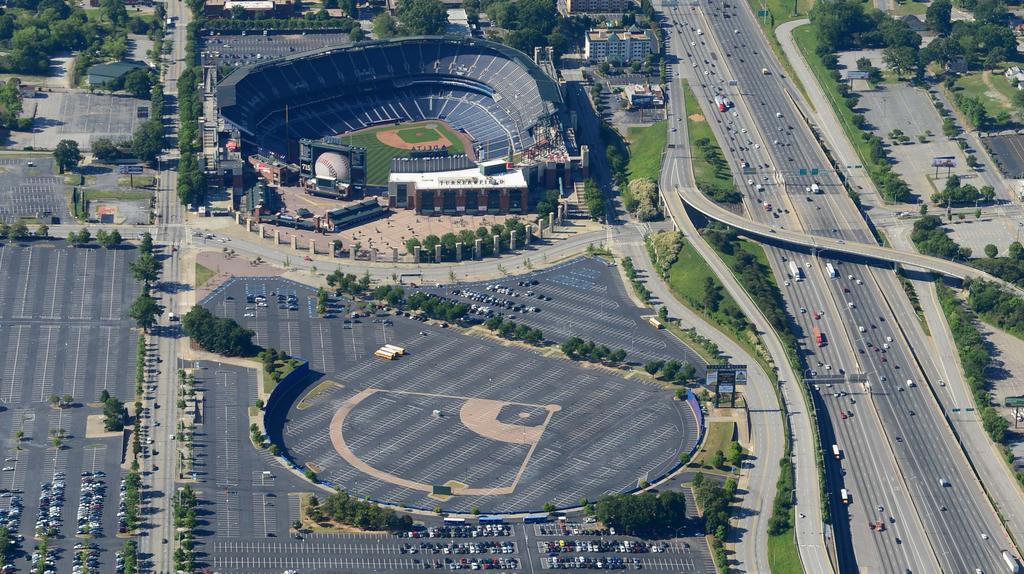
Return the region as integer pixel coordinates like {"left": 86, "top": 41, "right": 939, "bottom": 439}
{"left": 117, "top": 475, "right": 133, "bottom": 534}
{"left": 541, "top": 540, "right": 667, "bottom": 554}
{"left": 76, "top": 472, "right": 106, "bottom": 535}
{"left": 35, "top": 472, "right": 66, "bottom": 537}
{"left": 72, "top": 542, "right": 101, "bottom": 574}
{"left": 30, "top": 546, "right": 57, "bottom": 574}
{"left": 546, "top": 555, "right": 639, "bottom": 569}
{"left": 409, "top": 525, "right": 513, "bottom": 539}
{"left": 404, "top": 541, "right": 516, "bottom": 555}
{"left": 431, "top": 556, "right": 519, "bottom": 570}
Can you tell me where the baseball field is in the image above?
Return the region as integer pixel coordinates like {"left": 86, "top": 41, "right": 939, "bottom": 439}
{"left": 341, "top": 121, "right": 469, "bottom": 185}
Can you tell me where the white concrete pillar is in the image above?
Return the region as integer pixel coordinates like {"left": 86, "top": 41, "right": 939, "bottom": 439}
{"left": 474, "top": 238, "right": 482, "bottom": 260}
{"left": 456, "top": 242, "right": 463, "bottom": 262}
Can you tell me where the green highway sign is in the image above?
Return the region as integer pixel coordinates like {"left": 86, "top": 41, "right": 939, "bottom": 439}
{"left": 757, "top": 9, "right": 769, "bottom": 16}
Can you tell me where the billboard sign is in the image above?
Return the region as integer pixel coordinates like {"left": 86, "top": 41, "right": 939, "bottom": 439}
{"left": 846, "top": 71, "right": 870, "bottom": 80}
{"left": 706, "top": 364, "right": 747, "bottom": 407}
{"left": 932, "top": 156, "right": 956, "bottom": 168}
{"left": 118, "top": 165, "right": 144, "bottom": 175}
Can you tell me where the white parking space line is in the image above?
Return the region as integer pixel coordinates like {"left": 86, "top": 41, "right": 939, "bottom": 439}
{"left": 33, "top": 325, "right": 59, "bottom": 403}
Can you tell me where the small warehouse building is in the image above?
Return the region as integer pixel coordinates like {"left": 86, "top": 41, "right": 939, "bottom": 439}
{"left": 86, "top": 61, "right": 148, "bottom": 89}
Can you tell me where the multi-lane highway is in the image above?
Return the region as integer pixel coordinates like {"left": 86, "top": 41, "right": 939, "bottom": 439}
{"left": 656, "top": 0, "right": 1016, "bottom": 572}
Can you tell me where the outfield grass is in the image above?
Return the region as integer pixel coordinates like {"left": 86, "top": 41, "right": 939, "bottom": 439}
{"left": 625, "top": 120, "right": 668, "bottom": 182}
{"left": 954, "top": 72, "right": 1016, "bottom": 119}
{"left": 195, "top": 263, "right": 215, "bottom": 288}
{"left": 681, "top": 80, "right": 733, "bottom": 193}
{"left": 342, "top": 122, "right": 466, "bottom": 185}
{"left": 690, "top": 420, "right": 735, "bottom": 469}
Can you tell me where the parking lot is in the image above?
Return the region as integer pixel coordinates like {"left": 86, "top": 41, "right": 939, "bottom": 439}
{"left": 0, "top": 156, "right": 71, "bottom": 224}
{"left": 201, "top": 31, "right": 354, "bottom": 69}
{"left": 14, "top": 91, "right": 147, "bottom": 151}
{"left": 424, "top": 257, "right": 707, "bottom": 375}
{"left": 982, "top": 133, "right": 1024, "bottom": 180}
{"left": 0, "top": 242, "right": 142, "bottom": 573}
{"left": 201, "top": 275, "right": 700, "bottom": 515}
{"left": 857, "top": 84, "right": 968, "bottom": 203}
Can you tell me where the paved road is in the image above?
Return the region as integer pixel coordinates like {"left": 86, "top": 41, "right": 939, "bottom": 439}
{"left": 657, "top": 4, "right": 828, "bottom": 572}
{"left": 145, "top": 0, "right": 191, "bottom": 572}
{"left": 663, "top": 0, "right": 1016, "bottom": 572}
{"left": 777, "top": 15, "right": 1024, "bottom": 554}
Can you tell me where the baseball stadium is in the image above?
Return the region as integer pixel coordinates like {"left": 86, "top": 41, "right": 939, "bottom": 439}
{"left": 217, "top": 36, "right": 567, "bottom": 187}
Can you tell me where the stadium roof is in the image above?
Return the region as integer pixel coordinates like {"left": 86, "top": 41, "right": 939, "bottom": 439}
{"left": 217, "top": 36, "right": 563, "bottom": 113}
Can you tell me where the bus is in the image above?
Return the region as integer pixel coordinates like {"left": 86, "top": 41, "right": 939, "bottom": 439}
{"left": 826, "top": 263, "right": 837, "bottom": 278}
{"left": 832, "top": 444, "right": 841, "bottom": 459}
{"left": 523, "top": 514, "right": 549, "bottom": 524}
{"left": 373, "top": 349, "right": 398, "bottom": 360}
{"left": 840, "top": 488, "right": 850, "bottom": 504}
{"left": 478, "top": 516, "right": 504, "bottom": 525}
{"left": 647, "top": 317, "right": 663, "bottom": 329}
{"left": 443, "top": 517, "right": 467, "bottom": 526}
{"left": 381, "top": 344, "right": 406, "bottom": 356}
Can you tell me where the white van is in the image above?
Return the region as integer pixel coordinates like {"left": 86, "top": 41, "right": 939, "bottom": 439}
{"left": 907, "top": 379, "right": 915, "bottom": 388}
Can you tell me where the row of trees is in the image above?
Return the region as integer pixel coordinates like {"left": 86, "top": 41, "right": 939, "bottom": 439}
{"left": 327, "top": 270, "right": 372, "bottom": 296}
{"left": 484, "top": 315, "right": 544, "bottom": 346}
{"left": 702, "top": 223, "right": 794, "bottom": 355}
{"left": 621, "top": 256, "right": 650, "bottom": 303}
{"left": 176, "top": 17, "right": 206, "bottom": 207}
{"left": 582, "top": 179, "right": 605, "bottom": 221}
{"left": 181, "top": 306, "right": 257, "bottom": 356}
{"left": 560, "top": 336, "right": 628, "bottom": 366}
{"left": 592, "top": 490, "right": 686, "bottom": 538}
{"left": 405, "top": 291, "right": 469, "bottom": 323}
{"left": 172, "top": 484, "right": 198, "bottom": 572}
{"left": 129, "top": 233, "right": 162, "bottom": 331}
{"left": 405, "top": 218, "right": 533, "bottom": 262}
{"left": 931, "top": 174, "right": 996, "bottom": 207}
{"left": 307, "top": 491, "right": 414, "bottom": 533}
{"left": 936, "top": 284, "right": 1009, "bottom": 445}
{"left": 641, "top": 359, "right": 697, "bottom": 384}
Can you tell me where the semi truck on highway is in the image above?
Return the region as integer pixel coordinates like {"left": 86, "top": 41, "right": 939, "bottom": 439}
{"left": 1004, "top": 550, "right": 1021, "bottom": 573}
{"left": 788, "top": 261, "right": 803, "bottom": 281}
{"left": 813, "top": 326, "right": 825, "bottom": 347}
{"left": 714, "top": 96, "right": 726, "bottom": 112}
{"left": 832, "top": 444, "right": 841, "bottom": 459}
{"left": 840, "top": 488, "right": 849, "bottom": 504}
{"left": 826, "top": 263, "right": 837, "bottom": 278}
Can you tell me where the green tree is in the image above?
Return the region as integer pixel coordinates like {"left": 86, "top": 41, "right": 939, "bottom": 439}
{"left": 131, "top": 119, "right": 165, "bottom": 164}
{"left": 53, "top": 139, "right": 83, "bottom": 173}
{"left": 710, "top": 449, "right": 725, "bottom": 468}
{"left": 129, "top": 291, "right": 161, "bottom": 331}
{"left": 926, "top": 0, "right": 952, "bottom": 34}
{"left": 122, "top": 68, "right": 152, "bottom": 99}
{"left": 91, "top": 137, "right": 121, "bottom": 163}
{"left": 726, "top": 441, "right": 743, "bottom": 467}
{"left": 6, "top": 221, "right": 27, "bottom": 240}
{"left": 985, "top": 243, "right": 998, "bottom": 258}
{"left": 67, "top": 229, "right": 91, "bottom": 247}
{"left": 372, "top": 12, "right": 399, "bottom": 37}
{"left": 397, "top": 0, "right": 448, "bottom": 34}
{"left": 130, "top": 252, "right": 160, "bottom": 283}
{"left": 96, "top": 229, "right": 123, "bottom": 248}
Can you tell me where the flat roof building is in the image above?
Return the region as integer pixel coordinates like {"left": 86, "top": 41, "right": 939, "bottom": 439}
{"left": 566, "top": 0, "right": 627, "bottom": 14}
{"left": 388, "top": 166, "right": 528, "bottom": 215}
{"left": 584, "top": 25, "right": 654, "bottom": 63}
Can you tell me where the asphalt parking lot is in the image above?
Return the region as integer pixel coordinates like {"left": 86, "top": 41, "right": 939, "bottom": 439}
{"left": 0, "top": 157, "right": 71, "bottom": 224}
{"left": 982, "top": 133, "right": 1024, "bottom": 179}
{"left": 201, "top": 275, "right": 700, "bottom": 515}
{"left": 423, "top": 257, "right": 707, "bottom": 376}
{"left": 14, "top": 91, "right": 147, "bottom": 151}
{"left": 0, "top": 241, "right": 141, "bottom": 573}
{"left": 201, "top": 31, "right": 354, "bottom": 69}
